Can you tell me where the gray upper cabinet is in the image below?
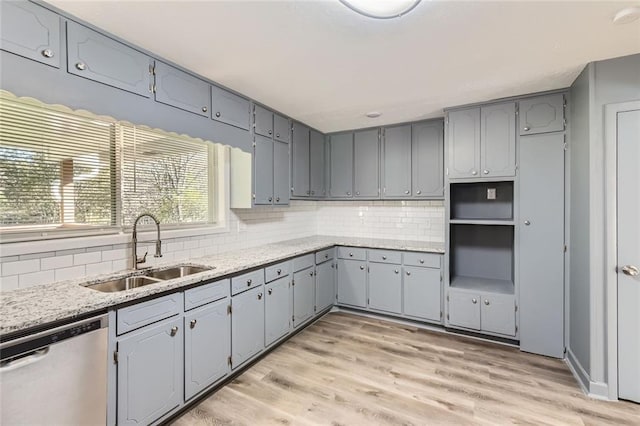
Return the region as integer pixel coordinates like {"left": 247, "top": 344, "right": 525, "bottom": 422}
{"left": 447, "top": 108, "right": 481, "bottom": 179}
{"left": 412, "top": 121, "right": 444, "bottom": 198}
{"left": 254, "top": 105, "right": 273, "bottom": 138}
{"left": 480, "top": 102, "right": 516, "bottom": 177}
{"left": 265, "top": 276, "right": 291, "bottom": 346}
{"left": 329, "top": 133, "right": 354, "bottom": 198}
{"left": 154, "top": 61, "right": 209, "bottom": 117}
{"left": 368, "top": 262, "right": 402, "bottom": 314}
{"left": 210, "top": 85, "right": 251, "bottom": 130}
{"left": 336, "top": 258, "right": 366, "bottom": 308}
{"left": 293, "top": 266, "right": 315, "bottom": 328}
{"left": 309, "top": 130, "right": 326, "bottom": 197}
{"left": 117, "top": 317, "right": 183, "bottom": 426}
{"left": 273, "top": 141, "right": 290, "bottom": 205}
{"left": 382, "top": 125, "right": 412, "bottom": 198}
{"left": 291, "top": 122, "right": 310, "bottom": 197}
{"left": 403, "top": 266, "right": 441, "bottom": 322}
{"left": 315, "top": 259, "right": 335, "bottom": 312}
{"left": 254, "top": 135, "right": 274, "bottom": 205}
{"left": 66, "top": 21, "right": 151, "bottom": 98}
{"left": 184, "top": 299, "right": 230, "bottom": 401}
{"left": 273, "top": 113, "right": 290, "bottom": 143}
{"left": 0, "top": 1, "right": 60, "bottom": 68}
{"left": 231, "top": 285, "right": 265, "bottom": 369}
{"left": 519, "top": 94, "right": 565, "bottom": 135}
{"left": 353, "top": 129, "right": 380, "bottom": 198}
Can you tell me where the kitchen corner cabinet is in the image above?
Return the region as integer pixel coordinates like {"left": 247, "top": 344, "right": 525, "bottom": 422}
{"left": 382, "top": 125, "right": 412, "bottom": 198}
{"left": 368, "top": 262, "right": 402, "bottom": 314}
{"left": 293, "top": 267, "right": 315, "bottom": 328}
{"left": 153, "top": 61, "right": 210, "bottom": 117}
{"left": 519, "top": 94, "right": 565, "bottom": 135}
{"left": 315, "top": 258, "right": 335, "bottom": 312}
{"left": 231, "top": 286, "right": 265, "bottom": 369}
{"left": 353, "top": 129, "right": 380, "bottom": 198}
{"left": 265, "top": 276, "right": 291, "bottom": 346}
{"left": 309, "top": 130, "right": 326, "bottom": 197}
{"left": 336, "top": 258, "right": 367, "bottom": 308}
{"left": 0, "top": 0, "right": 61, "bottom": 68}
{"left": 117, "top": 316, "right": 183, "bottom": 426}
{"left": 412, "top": 121, "right": 444, "bottom": 198}
{"left": 66, "top": 21, "right": 151, "bottom": 98}
{"left": 329, "top": 133, "right": 354, "bottom": 198}
{"left": 291, "top": 122, "right": 310, "bottom": 197}
{"left": 211, "top": 85, "right": 251, "bottom": 131}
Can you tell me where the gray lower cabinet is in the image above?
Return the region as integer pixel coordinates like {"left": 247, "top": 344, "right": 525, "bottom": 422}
{"left": 412, "top": 121, "right": 444, "bottom": 198}
{"left": 315, "top": 260, "right": 335, "bottom": 312}
{"left": 293, "top": 266, "right": 315, "bottom": 328}
{"left": 254, "top": 105, "right": 273, "bottom": 138}
{"left": 447, "top": 290, "right": 481, "bottom": 330}
{"left": 273, "top": 113, "right": 290, "bottom": 143}
{"left": 447, "top": 289, "right": 516, "bottom": 337}
{"left": 447, "top": 108, "right": 481, "bottom": 179}
{"left": 329, "top": 133, "right": 354, "bottom": 198}
{"left": 154, "top": 61, "right": 210, "bottom": 117}
{"left": 309, "top": 130, "right": 326, "bottom": 197}
{"left": 382, "top": 125, "right": 412, "bottom": 198}
{"left": 353, "top": 129, "right": 380, "bottom": 198}
{"left": 273, "top": 140, "right": 290, "bottom": 205}
{"left": 0, "top": 0, "right": 61, "bottom": 68}
{"left": 66, "top": 21, "right": 151, "bottom": 98}
{"left": 403, "top": 266, "right": 441, "bottom": 322}
{"left": 336, "top": 258, "right": 367, "bottom": 308}
{"left": 231, "top": 286, "right": 265, "bottom": 368}
{"left": 480, "top": 102, "right": 516, "bottom": 177}
{"left": 117, "top": 316, "right": 183, "bottom": 425}
{"left": 368, "top": 262, "right": 402, "bottom": 314}
{"left": 291, "top": 122, "right": 310, "bottom": 197}
{"left": 254, "top": 135, "right": 274, "bottom": 205}
{"left": 184, "top": 299, "right": 230, "bottom": 401}
{"left": 210, "top": 85, "right": 251, "bottom": 130}
{"left": 265, "top": 276, "right": 291, "bottom": 346}
{"left": 519, "top": 94, "right": 565, "bottom": 135}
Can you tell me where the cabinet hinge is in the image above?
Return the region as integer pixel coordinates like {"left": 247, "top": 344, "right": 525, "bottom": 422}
{"left": 367, "top": 298, "right": 370, "bottom": 305}
{"left": 292, "top": 279, "right": 295, "bottom": 286}
{"left": 515, "top": 325, "right": 518, "bottom": 333}
{"left": 367, "top": 266, "right": 370, "bottom": 273}
{"left": 151, "top": 84, "right": 156, "bottom": 94}
{"left": 228, "top": 356, "right": 232, "bottom": 367}
{"left": 113, "top": 351, "right": 119, "bottom": 364}
{"left": 292, "top": 315, "right": 295, "bottom": 322}
{"left": 515, "top": 305, "right": 518, "bottom": 312}
{"left": 446, "top": 294, "right": 449, "bottom": 302}
{"left": 446, "top": 313, "right": 450, "bottom": 320}
{"left": 252, "top": 142, "right": 256, "bottom": 148}
{"left": 227, "top": 304, "right": 232, "bottom": 315}
{"left": 314, "top": 305, "right": 317, "bottom": 312}
{"left": 440, "top": 311, "right": 443, "bottom": 319}
{"left": 564, "top": 245, "right": 567, "bottom": 253}
{"left": 149, "top": 63, "right": 155, "bottom": 75}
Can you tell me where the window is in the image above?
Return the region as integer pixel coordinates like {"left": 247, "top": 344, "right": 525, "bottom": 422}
{"left": 0, "top": 91, "right": 219, "bottom": 238}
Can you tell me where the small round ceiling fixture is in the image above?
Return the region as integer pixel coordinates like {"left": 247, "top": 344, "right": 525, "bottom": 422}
{"left": 339, "top": 0, "right": 421, "bottom": 19}
{"left": 366, "top": 111, "right": 382, "bottom": 118}
{"left": 613, "top": 6, "right": 640, "bottom": 24}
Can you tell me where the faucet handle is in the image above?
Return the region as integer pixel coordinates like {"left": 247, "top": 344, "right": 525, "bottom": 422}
{"left": 136, "top": 251, "right": 148, "bottom": 265}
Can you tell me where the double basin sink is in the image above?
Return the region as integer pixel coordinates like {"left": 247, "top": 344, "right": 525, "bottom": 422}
{"left": 87, "top": 265, "right": 213, "bottom": 293}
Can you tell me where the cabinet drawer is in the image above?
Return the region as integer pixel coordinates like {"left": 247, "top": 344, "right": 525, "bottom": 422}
{"left": 117, "top": 293, "right": 183, "bottom": 335}
{"left": 184, "top": 279, "right": 230, "bottom": 311}
{"left": 368, "top": 249, "right": 401, "bottom": 264}
{"left": 292, "top": 254, "right": 314, "bottom": 272}
{"left": 315, "top": 248, "right": 335, "bottom": 264}
{"left": 273, "top": 113, "right": 290, "bottom": 143}
{"left": 211, "top": 85, "right": 250, "bottom": 130}
{"left": 231, "top": 269, "right": 264, "bottom": 295}
{"left": 265, "top": 261, "right": 290, "bottom": 283}
{"left": 337, "top": 246, "right": 366, "bottom": 261}
{"left": 154, "top": 61, "right": 210, "bottom": 116}
{"left": 403, "top": 252, "right": 441, "bottom": 268}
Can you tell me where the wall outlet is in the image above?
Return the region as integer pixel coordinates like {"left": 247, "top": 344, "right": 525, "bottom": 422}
{"left": 487, "top": 188, "right": 497, "bottom": 200}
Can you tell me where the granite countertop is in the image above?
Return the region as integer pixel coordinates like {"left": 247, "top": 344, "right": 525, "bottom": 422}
{"left": 0, "top": 236, "right": 444, "bottom": 337}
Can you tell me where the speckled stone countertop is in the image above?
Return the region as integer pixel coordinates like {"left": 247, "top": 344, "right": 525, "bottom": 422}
{"left": 0, "top": 236, "right": 444, "bottom": 337}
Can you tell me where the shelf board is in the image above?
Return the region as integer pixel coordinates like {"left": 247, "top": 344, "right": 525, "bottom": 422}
{"left": 449, "top": 276, "right": 515, "bottom": 295}
{"left": 449, "top": 219, "right": 514, "bottom": 226}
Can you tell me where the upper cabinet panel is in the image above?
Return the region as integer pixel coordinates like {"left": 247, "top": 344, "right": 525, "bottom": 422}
{"left": 481, "top": 102, "right": 516, "bottom": 177}
{"left": 291, "top": 122, "right": 310, "bottom": 197}
{"left": 519, "top": 94, "right": 565, "bottom": 135}
{"left": 412, "top": 121, "right": 444, "bottom": 198}
{"left": 154, "top": 61, "right": 210, "bottom": 117}
{"left": 254, "top": 105, "right": 273, "bottom": 138}
{"left": 0, "top": 1, "right": 60, "bottom": 68}
{"left": 273, "top": 113, "right": 290, "bottom": 143}
{"left": 210, "top": 85, "right": 250, "bottom": 131}
{"left": 447, "top": 108, "right": 481, "bottom": 179}
{"left": 328, "top": 132, "right": 354, "bottom": 198}
{"left": 66, "top": 22, "right": 151, "bottom": 97}
{"left": 353, "top": 129, "right": 380, "bottom": 198}
{"left": 309, "top": 130, "right": 326, "bottom": 197}
{"left": 382, "top": 125, "right": 412, "bottom": 198}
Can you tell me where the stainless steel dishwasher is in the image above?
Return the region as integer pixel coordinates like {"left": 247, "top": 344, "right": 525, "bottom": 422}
{"left": 0, "top": 314, "right": 108, "bottom": 425}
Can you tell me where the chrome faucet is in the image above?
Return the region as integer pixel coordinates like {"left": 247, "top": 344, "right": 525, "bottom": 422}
{"left": 132, "top": 213, "right": 162, "bottom": 270}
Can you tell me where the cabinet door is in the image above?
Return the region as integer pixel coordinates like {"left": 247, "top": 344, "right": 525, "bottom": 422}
{"left": 412, "top": 121, "right": 444, "bottom": 198}
{"left": 291, "top": 122, "right": 310, "bottom": 197}
{"left": 265, "top": 276, "right": 291, "bottom": 346}
{"left": 328, "top": 133, "right": 354, "bottom": 198}
{"left": 184, "top": 299, "right": 230, "bottom": 401}
{"left": 480, "top": 293, "right": 516, "bottom": 336}
{"left": 254, "top": 135, "right": 273, "bottom": 205}
{"left": 154, "top": 61, "right": 209, "bottom": 116}
{"left": 254, "top": 105, "right": 273, "bottom": 138}
{"left": 519, "top": 94, "right": 564, "bottom": 135}
{"left": 382, "top": 125, "right": 412, "bottom": 198}
{"left": 447, "top": 108, "right": 480, "bottom": 179}
{"left": 447, "top": 290, "right": 480, "bottom": 330}
{"left": 315, "top": 260, "right": 335, "bottom": 312}
{"left": 403, "top": 266, "right": 441, "bottom": 322}
{"left": 66, "top": 21, "right": 151, "bottom": 97}
{"left": 309, "top": 130, "right": 326, "bottom": 197}
{"left": 293, "top": 267, "right": 315, "bottom": 328}
{"left": 274, "top": 113, "right": 290, "bottom": 143}
{"left": 273, "top": 140, "right": 290, "bottom": 205}
{"left": 353, "top": 129, "right": 380, "bottom": 198}
{"left": 117, "top": 317, "right": 182, "bottom": 426}
{"left": 480, "top": 102, "right": 516, "bottom": 177}
{"left": 336, "top": 259, "right": 367, "bottom": 308}
{"left": 0, "top": 1, "right": 60, "bottom": 68}
{"left": 211, "top": 85, "right": 250, "bottom": 130}
{"left": 231, "top": 286, "right": 265, "bottom": 368}
{"left": 368, "top": 263, "right": 402, "bottom": 314}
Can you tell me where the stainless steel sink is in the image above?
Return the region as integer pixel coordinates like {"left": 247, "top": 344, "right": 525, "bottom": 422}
{"left": 87, "top": 276, "right": 163, "bottom": 293}
{"left": 145, "top": 265, "right": 212, "bottom": 280}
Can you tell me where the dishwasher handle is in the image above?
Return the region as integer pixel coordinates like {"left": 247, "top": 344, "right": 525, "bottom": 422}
{"left": 0, "top": 347, "right": 50, "bottom": 371}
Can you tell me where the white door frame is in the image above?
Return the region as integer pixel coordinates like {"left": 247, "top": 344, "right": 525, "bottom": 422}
{"left": 604, "top": 100, "right": 640, "bottom": 401}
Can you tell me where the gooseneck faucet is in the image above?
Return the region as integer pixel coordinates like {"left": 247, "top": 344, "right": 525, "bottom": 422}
{"left": 132, "top": 213, "right": 162, "bottom": 270}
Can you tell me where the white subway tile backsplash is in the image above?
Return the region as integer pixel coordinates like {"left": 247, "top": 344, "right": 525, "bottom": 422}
{"left": 19, "top": 270, "right": 54, "bottom": 289}
{"left": 41, "top": 255, "right": 74, "bottom": 271}
{"left": 2, "top": 259, "right": 40, "bottom": 277}
{"left": 0, "top": 275, "right": 19, "bottom": 291}
{"left": 55, "top": 265, "right": 86, "bottom": 281}
{"left": 91, "top": 261, "right": 114, "bottom": 275}
{"left": 102, "top": 248, "right": 129, "bottom": 261}
{"left": 73, "top": 251, "right": 102, "bottom": 266}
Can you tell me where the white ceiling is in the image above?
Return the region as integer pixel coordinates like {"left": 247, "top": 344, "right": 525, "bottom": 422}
{"left": 46, "top": 0, "right": 640, "bottom": 133}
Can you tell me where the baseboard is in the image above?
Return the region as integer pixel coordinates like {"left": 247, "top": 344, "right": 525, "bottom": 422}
{"left": 565, "top": 348, "right": 612, "bottom": 400}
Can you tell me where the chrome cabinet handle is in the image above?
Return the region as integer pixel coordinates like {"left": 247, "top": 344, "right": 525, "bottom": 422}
{"left": 202, "top": 106, "right": 208, "bottom": 113}
{"left": 621, "top": 265, "right": 639, "bottom": 276}
{"left": 483, "top": 170, "right": 489, "bottom": 175}
{"left": 268, "top": 288, "right": 273, "bottom": 295}
{"left": 215, "top": 112, "right": 221, "bottom": 118}
{"left": 524, "top": 126, "right": 531, "bottom": 131}
{"left": 471, "top": 170, "right": 478, "bottom": 176}
{"left": 277, "top": 269, "right": 282, "bottom": 275}
{"left": 360, "top": 265, "right": 365, "bottom": 270}
{"left": 190, "top": 319, "right": 197, "bottom": 329}
{"left": 394, "top": 269, "right": 399, "bottom": 274}
{"left": 258, "top": 293, "right": 263, "bottom": 300}
{"left": 41, "top": 49, "right": 54, "bottom": 58}
{"left": 324, "top": 254, "right": 328, "bottom": 259}
{"left": 356, "top": 191, "right": 360, "bottom": 196}
{"left": 268, "top": 197, "right": 273, "bottom": 202}
{"left": 276, "top": 197, "right": 280, "bottom": 202}
{"left": 349, "top": 253, "right": 354, "bottom": 257}
{"left": 404, "top": 190, "right": 410, "bottom": 194}
{"left": 310, "top": 271, "right": 314, "bottom": 276}
{"left": 170, "top": 326, "right": 178, "bottom": 337}
{"left": 276, "top": 133, "right": 280, "bottom": 138}
{"left": 406, "top": 271, "right": 411, "bottom": 276}
{"left": 484, "top": 299, "right": 490, "bottom": 306}
{"left": 416, "top": 190, "right": 422, "bottom": 195}
{"left": 75, "top": 62, "right": 86, "bottom": 71}
{"left": 419, "top": 259, "right": 425, "bottom": 264}
{"left": 524, "top": 220, "right": 531, "bottom": 226}
{"left": 346, "top": 191, "right": 351, "bottom": 196}
{"left": 382, "top": 256, "right": 387, "bottom": 260}
{"left": 247, "top": 279, "right": 252, "bottom": 286}
{"left": 268, "top": 129, "right": 272, "bottom": 135}
{"left": 472, "top": 298, "right": 478, "bottom": 304}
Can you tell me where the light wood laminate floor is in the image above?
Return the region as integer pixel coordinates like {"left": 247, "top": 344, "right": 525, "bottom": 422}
{"left": 173, "top": 312, "right": 639, "bottom": 425}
